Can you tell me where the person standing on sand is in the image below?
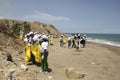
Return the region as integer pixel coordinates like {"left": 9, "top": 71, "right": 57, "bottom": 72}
{"left": 32, "top": 32, "right": 41, "bottom": 65}
{"left": 60, "top": 35, "right": 63, "bottom": 47}
{"left": 76, "top": 34, "right": 81, "bottom": 51}
{"left": 67, "top": 34, "right": 72, "bottom": 48}
{"left": 19, "top": 30, "right": 24, "bottom": 40}
{"left": 24, "top": 32, "right": 35, "bottom": 64}
{"left": 24, "top": 33, "right": 31, "bottom": 62}
{"left": 49, "top": 35, "right": 54, "bottom": 45}
{"left": 71, "top": 35, "right": 75, "bottom": 48}
{"left": 81, "top": 35, "right": 87, "bottom": 48}
{"left": 24, "top": 31, "right": 41, "bottom": 65}
{"left": 40, "top": 35, "right": 49, "bottom": 73}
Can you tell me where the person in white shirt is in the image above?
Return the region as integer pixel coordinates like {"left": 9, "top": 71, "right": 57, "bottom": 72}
{"left": 67, "top": 35, "right": 72, "bottom": 48}
{"left": 59, "top": 35, "right": 63, "bottom": 47}
{"left": 40, "top": 35, "right": 49, "bottom": 73}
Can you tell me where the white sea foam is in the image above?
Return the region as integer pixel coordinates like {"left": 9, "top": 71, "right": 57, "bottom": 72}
{"left": 87, "top": 37, "right": 120, "bottom": 47}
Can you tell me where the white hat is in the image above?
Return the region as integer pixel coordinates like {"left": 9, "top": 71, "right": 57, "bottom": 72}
{"left": 78, "top": 34, "right": 80, "bottom": 36}
{"left": 42, "top": 35, "right": 48, "bottom": 39}
{"left": 33, "top": 34, "right": 38, "bottom": 41}
{"left": 25, "top": 35, "right": 27, "bottom": 38}
{"left": 61, "top": 35, "right": 63, "bottom": 36}
{"left": 29, "top": 31, "right": 33, "bottom": 35}
{"left": 27, "top": 33, "right": 30, "bottom": 36}
{"left": 24, "top": 38, "right": 28, "bottom": 43}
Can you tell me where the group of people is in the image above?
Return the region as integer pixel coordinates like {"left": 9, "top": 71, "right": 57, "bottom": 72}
{"left": 19, "top": 30, "right": 54, "bottom": 73}
{"left": 19, "top": 30, "right": 86, "bottom": 73}
{"left": 59, "top": 34, "right": 87, "bottom": 51}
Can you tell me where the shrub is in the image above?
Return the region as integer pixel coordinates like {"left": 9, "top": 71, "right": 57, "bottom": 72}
{"left": 24, "top": 22, "right": 31, "bottom": 35}
{"left": 12, "top": 23, "right": 20, "bottom": 35}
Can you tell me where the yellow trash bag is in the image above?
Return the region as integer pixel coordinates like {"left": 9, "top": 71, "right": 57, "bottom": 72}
{"left": 31, "top": 43, "right": 41, "bottom": 63}
{"left": 24, "top": 44, "right": 31, "bottom": 62}
{"left": 63, "top": 38, "right": 66, "bottom": 44}
{"left": 49, "top": 37, "right": 53, "bottom": 45}
{"left": 75, "top": 39, "right": 78, "bottom": 48}
{"left": 36, "top": 43, "right": 41, "bottom": 63}
{"left": 19, "top": 34, "right": 23, "bottom": 40}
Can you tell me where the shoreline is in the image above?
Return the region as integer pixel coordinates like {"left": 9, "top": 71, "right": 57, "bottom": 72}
{"left": 87, "top": 41, "right": 120, "bottom": 56}
{"left": 87, "top": 39, "right": 120, "bottom": 47}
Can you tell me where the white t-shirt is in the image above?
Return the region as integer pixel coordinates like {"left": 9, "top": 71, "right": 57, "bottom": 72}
{"left": 24, "top": 38, "right": 28, "bottom": 43}
{"left": 28, "top": 37, "right": 33, "bottom": 43}
{"left": 41, "top": 41, "right": 48, "bottom": 53}
{"left": 68, "top": 36, "right": 71, "bottom": 41}
{"left": 33, "top": 34, "right": 38, "bottom": 42}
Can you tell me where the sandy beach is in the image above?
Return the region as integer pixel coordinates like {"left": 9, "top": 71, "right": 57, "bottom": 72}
{"left": 47, "top": 39, "right": 120, "bottom": 80}
{"left": 0, "top": 38, "right": 120, "bottom": 80}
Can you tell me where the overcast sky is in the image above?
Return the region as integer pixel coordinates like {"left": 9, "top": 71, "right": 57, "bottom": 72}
{"left": 0, "top": 0, "right": 120, "bottom": 34}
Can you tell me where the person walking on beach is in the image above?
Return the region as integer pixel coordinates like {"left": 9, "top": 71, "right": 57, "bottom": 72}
{"left": 40, "top": 35, "right": 49, "bottom": 73}
{"left": 63, "top": 35, "right": 67, "bottom": 47}
{"left": 71, "top": 35, "right": 75, "bottom": 48}
{"left": 81, "top": 35, "right": 87, "bottom": 48}
{"left": 49, "top": 35, "right": 54, "bottom": 45}
{"left": 67, "top": 34, "right": 72, "bottom": 48}
{"left": 72, "top": 34, "right": 77, "bottom": 48}
{"left": 77, "top": 34, "right": 81, "bottom": 51}
{"left": 19, "top": 30, "right": 24, "bottom": 40}
{"left": 60, "top": 35, "right": 63, "bottom": 47}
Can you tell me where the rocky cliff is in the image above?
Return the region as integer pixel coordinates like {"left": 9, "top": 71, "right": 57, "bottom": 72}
{"left": 0, "top": 19, "right": 61, "bottom": 51}
{"left": 0, "top": 19, "right": 61, "bottom": 37}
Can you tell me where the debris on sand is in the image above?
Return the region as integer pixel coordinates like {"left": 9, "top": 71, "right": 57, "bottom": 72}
{"left": 66, "top": 67, "right": 85, "bottom": 79}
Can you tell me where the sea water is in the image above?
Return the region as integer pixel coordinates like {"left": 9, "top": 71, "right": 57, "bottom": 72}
{"left": 85, "top": 33, "right": 120, "bottom": 47}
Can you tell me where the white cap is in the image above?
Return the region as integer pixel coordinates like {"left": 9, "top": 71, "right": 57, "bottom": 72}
{"left": 61, "top": 35, "right": 63, "bottom": 36}
{"left": 27, "top": 33, "right": 30, "bottom": 36}
{"left": 29, "top": 31, "right": 33, "bottom": 35}
{"left": 24, "top": 38, "right": 28, "bottom": 43}
{"left": 78, "top": 34, "right": 80, "bottom": 36}
{"left": 33, "top": 34, "right": 38, "bottom": 41}
{"left": 25, "top": 35, "right": 27, "bottom": 38}
{"left": 42, "top": 35, "right": 48, "bottom": 39}
{"left": 75, "top": 34, "right": 77, "bottom": 37}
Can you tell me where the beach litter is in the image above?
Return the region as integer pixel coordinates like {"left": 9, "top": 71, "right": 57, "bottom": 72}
{"left": 66, "top": 67, "right": 85, "bottom": 79}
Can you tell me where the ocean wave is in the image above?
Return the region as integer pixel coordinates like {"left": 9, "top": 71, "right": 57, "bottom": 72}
{"left": 87, "top": 37, "right": 120, "bottom": 47}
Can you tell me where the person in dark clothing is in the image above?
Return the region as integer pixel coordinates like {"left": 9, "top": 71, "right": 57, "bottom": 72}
{"left": 80, "top": 35, "right": 87, "bottom": 48}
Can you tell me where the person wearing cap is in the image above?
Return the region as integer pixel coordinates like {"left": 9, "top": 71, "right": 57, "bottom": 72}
{"left": 24, "top": 33, "right": 32, "bottom": 62}
{"left": 19, "top": 30, "right": 24, "bottom": 40}
{"left": 24, "top": 31, "right": 36, "bottom": 64}
{"left": 72, "top": 34, "right": 76, "bottom": 48}
{"left": 63, "top": 35, "right": 66, "bottom": 47}
{"left": 59, "top": 35, "right": 63, "bottom": 47}
{"left": 32, "top": 32, "right": 41, "bottom": 65}
{"left": 40, "top": 35, "right": 49, "bottom": 73}
{"left": 81, "top": 35, "right": 87, "bottom": 48}
{"left": 67, "top": 35, "right": 72, "bottom": 48}
{"left": 74, "top": 35, "right": 78, "bottom": 48}
{"left": 49, "top": 35, "right": 54, "bottom": 45}
{"left": 77, "top": 34, "right": 82, "bottom": 51}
